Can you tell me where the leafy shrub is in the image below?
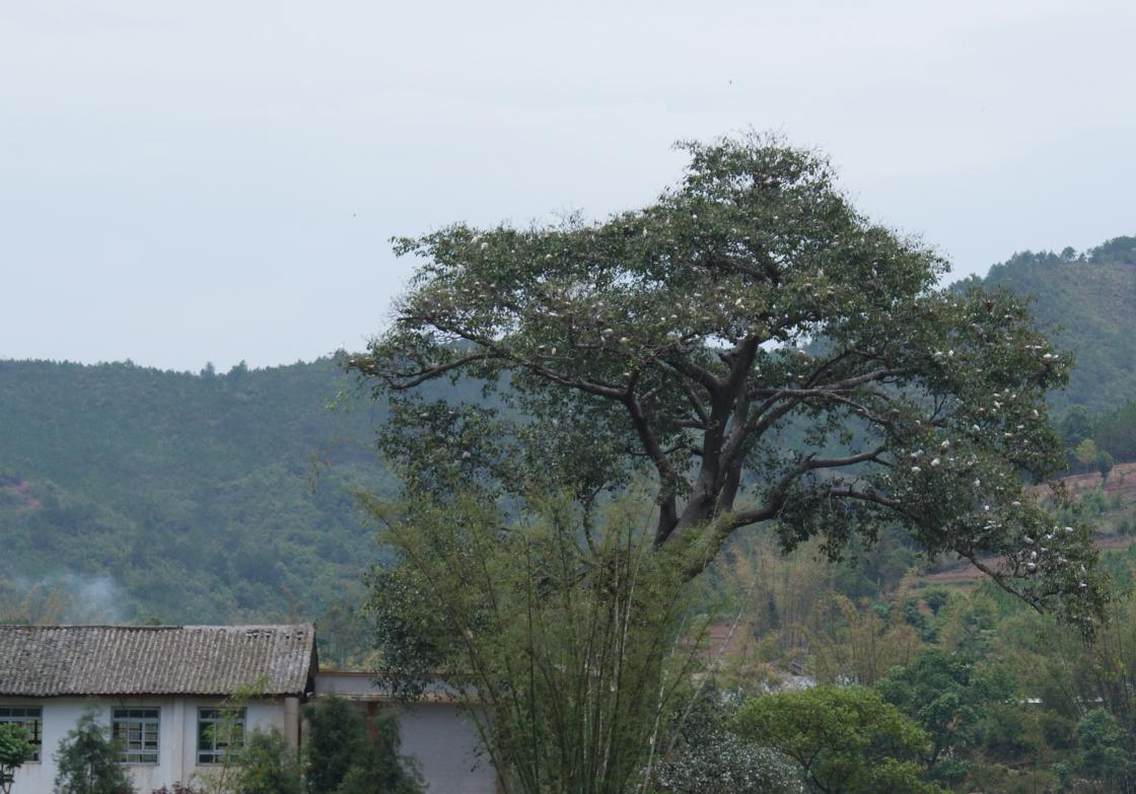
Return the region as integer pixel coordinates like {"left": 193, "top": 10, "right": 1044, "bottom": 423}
{"left": 732, "top": 685, "right": 944, "bottom": 794}
{"left": 1076, "top": 708, "right": 1130, "bottom": 782}
{"left": 654, "top": 687, "right": 802, "bottom": 794}
{"left": 53, "top": 710, "right": 136, "bottom": 794}
{"left": 226, "top": 729, "right": 302, "bottom": 794}
{"left": 303, "top": 697, "right": 423, "bottom": 794}
{"left": 0, "top": 722, "right": 34, "bottom": 783}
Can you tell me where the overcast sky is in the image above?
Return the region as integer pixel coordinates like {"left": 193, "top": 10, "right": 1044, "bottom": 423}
{"left": 2, "top": 0, "right": 1133, "bottom": 372}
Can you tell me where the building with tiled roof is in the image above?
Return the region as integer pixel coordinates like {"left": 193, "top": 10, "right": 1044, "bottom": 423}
{"left": 0, "top": 624, "right": 316, "bottom": 793}
{"left": 0, "top": 624, "right": 497, "bottom": 793}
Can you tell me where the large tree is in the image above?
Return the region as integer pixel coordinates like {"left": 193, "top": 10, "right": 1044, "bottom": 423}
{"left": 350, "top": 133, "right": 1102, "bottom": 619}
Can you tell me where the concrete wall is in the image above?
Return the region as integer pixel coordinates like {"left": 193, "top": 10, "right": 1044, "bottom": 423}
{"left": 314, "top": 672, "right": 497, "bottom": 793}
{"left": 6, "top": 695, "right": 288, "bottom": 794}
{"left": 398, "top": 702, "right": 496, "bottom": 794}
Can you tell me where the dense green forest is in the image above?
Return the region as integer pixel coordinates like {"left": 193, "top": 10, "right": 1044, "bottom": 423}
{"left": 966, "top": 235, "right": 1136, "bottom": 413}
{"left": 0, "top": 357, "right": 400, "bottom": 631}
{"left": 0, "top": 236, "right": 1133, "bottom": 644}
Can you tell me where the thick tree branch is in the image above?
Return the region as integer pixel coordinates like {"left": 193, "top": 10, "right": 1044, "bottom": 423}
{"left": 750, "top": 367, "right": 909, "bottom": 400}
{"left": 415, "top": 317, "right": 632, "bottom": 400}
{"left": 659, "top": 354, "right": 722, "bottom": 395}
{"left": 623, "top": 392, "right": 681, "bottom": 542}
{"left": 679, "top": 447, "right": 891, "bottom": 574}
{"left": 353, "top": 352, "right": 495, "bottom": 390}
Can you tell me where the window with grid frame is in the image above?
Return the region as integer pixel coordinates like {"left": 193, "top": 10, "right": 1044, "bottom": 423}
{"left": 111, "top": 707, "right": 161, "bottom": 764}
{"left": 196, "top": 707, "right": 245, "bottom": 765}
{"left": 0, "top": 706, "right": 43, "bottom": 762}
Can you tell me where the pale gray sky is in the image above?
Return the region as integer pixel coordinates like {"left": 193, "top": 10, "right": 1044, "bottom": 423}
{"left": 2, "top": 0, "right": 1133, "bottom": 372}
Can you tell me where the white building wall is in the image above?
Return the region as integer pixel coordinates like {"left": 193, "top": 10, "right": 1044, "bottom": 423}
{"left": 313, "top": 672, "right": 498, "bottom": 794}
{"left": 6, "top": 695, "right": 289, "bottom": 794}
{"left": 398, "top": 703, "right": 497, "bottom": 794}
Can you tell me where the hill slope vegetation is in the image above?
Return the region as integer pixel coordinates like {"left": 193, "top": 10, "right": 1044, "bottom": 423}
{"left": 967, "top": 235, "right": 1136, "bottom": 413}
{"left": 1, "top": 235, "right": 1133, "bottom": 630}
{"left": 0, "top": 357, "right": 395, "bottom": 626}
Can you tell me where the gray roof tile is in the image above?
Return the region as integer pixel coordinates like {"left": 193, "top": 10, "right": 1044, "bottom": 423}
{"left": 0, "top": 624, "right": 317, "bottom": 696}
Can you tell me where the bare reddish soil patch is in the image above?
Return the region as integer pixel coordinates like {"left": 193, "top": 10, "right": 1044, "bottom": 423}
{"left": 921, "top": 464, "right": 1136, "bottom": 588}
{"left": 0, "top": 477, "right": 41, "bottom": 510}
{"left": 1028, "top": 462, "right": 1136, "bottom": 502}
{"left": 921, "top": 535, "right": 1136, "bottom": 588}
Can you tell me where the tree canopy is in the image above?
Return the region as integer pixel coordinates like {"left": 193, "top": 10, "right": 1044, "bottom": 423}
{"left": 350, "top": 134, "right": 1102, "bottom": 618}
{"left": 732, "top": 685, "right": 942, "bottom": 794}
{"left": 876, "top": 649, "right": 1015, "bottom": 774}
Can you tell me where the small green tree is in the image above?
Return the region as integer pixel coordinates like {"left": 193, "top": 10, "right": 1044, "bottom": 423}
{"left": 732, "top": 686, "right": 944, "bottom": 794}
{"left": 1098, "top": 448, "right": 1115, "bottom": 481}
{"left": 653, "top": 687, "right": 803, "bottom": 793}
{"left": 53, "top": 710, "right": 135, "bottom": 794}
{"left": 876, "top": 649, "right": 1015, "bottom": 775}
{"left": 226, "top": 730, "right": 302, "bottom": 794}
{"left": 332, "top": 713, "right": 423, "bottom": 794}
{"left": 303, "top": 698, "right": 364, "bottom": 794}
{"left": 1076, "top": 708, "right": 1130, "bottom": 785}
{"left": 303, "top": 697, "right": 422, "bottom": 794}
{"left": 1060, "top": 406, "right": 1095, "bottom": 446}
{"left": 0, "top": 723, "right": 33, "bottom": 794}
{"left": 191, "top": 679, "right": 270, "bottom": 794}
{"left": 1074, "top": 438, "right": 1102, "bottom": 469}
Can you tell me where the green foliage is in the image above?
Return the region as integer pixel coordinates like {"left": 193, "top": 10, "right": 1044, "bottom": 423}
{"left": 977, "top": 236, "right": 1136, "bottom": 414}
{"left": 226, "top": 730, "right": 302, "bottom": 794}
{"left": 303, "top": 697, "right": 364, "bottom": 794}
{"left": 877, "top": 649, "right": 1015, "bottom": 774}
{"left": 1060, "top": 406, "right": 1096, "bottom": 446}
{"left": 1094, "top": 400, "right": 1136, "bottom": 463}
{"left": 708, "top": 502, "right": 1136, "bottom": 793}
{"left": 0, "top": 722, "right": 33, "bottom": 787}
{"left": 921, "top": 588, "right": 952, "bottom": 616}
{"left": 977, "top": 701, "right": 1044, "bottom": 764}
{"left": 1075, "top": 439, "right": 1103, "bottom": 468}
{"left": 352, "top": 132, "right": 1104, "bottom": 623}
{"left": 0, "top": 357, "right": 405, "bottom": 658}
{"left": 653, "top": 687, "right": 804, "bottom": 793}
{"left": 732, "top": 685, "right": 943, "bottom": 794}
{"left": 1075, "top": 708, "right": 1130, "bottom": 782}
{"left": 365, "top": 492, "right": 698, "bottom": 794}
{"left": 303, "top": 697, "right": 422, "bottom": 794}
{"left": 331, "top": 712, "right": 423, "bottom": 794}
{"left": 53, "top": 710, "right": 136, "bottom": 794}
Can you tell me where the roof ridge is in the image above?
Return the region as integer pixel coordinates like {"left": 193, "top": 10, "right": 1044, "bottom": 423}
{"left": 0, "top": 623, "right": 317, "bottom": 697}
{"left": 0, "top": 623, "right": 314, "bottom": 630}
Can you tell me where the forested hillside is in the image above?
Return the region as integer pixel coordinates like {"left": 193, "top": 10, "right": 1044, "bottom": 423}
{"left": 967, "top": 235, "right": 1136, "bottom": 413}
{"left": 0, "top": 357, "right": 397, "bottom": 627}
{"left": 1, "top": 235, "right": 1133, "bottom": 637}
